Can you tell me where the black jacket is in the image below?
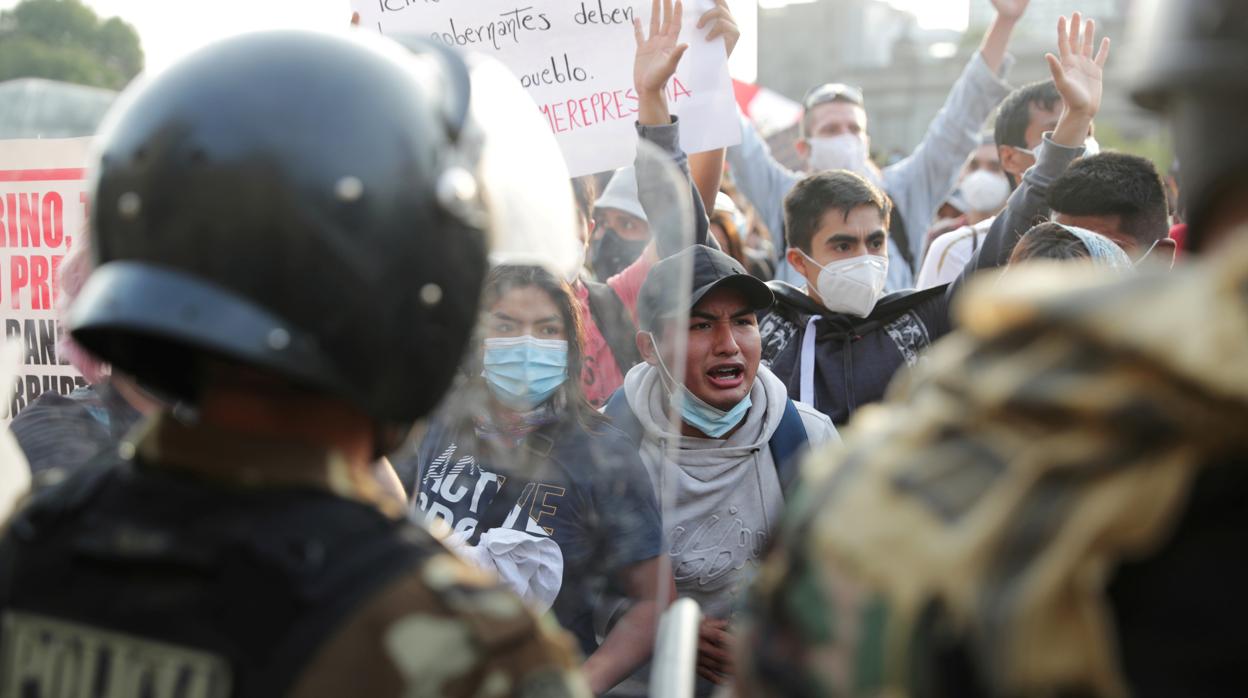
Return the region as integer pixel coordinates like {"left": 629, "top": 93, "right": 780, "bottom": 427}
{"left": 758, "top": 133, "right": 1087, "bottom": 425}
{"left": 760, "top": 282, "right": 951, "bottom": 425}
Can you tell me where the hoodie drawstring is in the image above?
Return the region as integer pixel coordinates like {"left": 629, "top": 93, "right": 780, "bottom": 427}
{"left": 843, "top": 335, "right": 857, "bottom": 415}
{"left": 750, "top": 448, "right": 771, "bottom": 542}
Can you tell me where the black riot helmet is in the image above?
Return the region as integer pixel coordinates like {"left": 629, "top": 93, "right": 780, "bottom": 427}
{"left": 70, "top": 30, "right": 490, "bottom": 425}
{"left": 1130, "top": 0, "right": 1248, "bottom": 250}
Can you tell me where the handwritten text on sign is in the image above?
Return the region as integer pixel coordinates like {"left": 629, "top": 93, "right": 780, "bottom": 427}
{"left": 353, "top": 0, "right": 741, "bottom": 177}
{"left": 0, "top": 139, "right": 91, "bottom": 426}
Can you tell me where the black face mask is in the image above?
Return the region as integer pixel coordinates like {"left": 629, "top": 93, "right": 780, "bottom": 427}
{"left": 589, "top": 227, "right": 648, "bottom": 280}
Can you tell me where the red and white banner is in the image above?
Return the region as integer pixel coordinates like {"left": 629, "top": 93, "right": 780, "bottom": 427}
{"left": 0, "top": 138, "right": 91, "bottom": 428}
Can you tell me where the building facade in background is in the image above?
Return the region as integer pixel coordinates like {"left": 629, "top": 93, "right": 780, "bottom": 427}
{"left": 755, "top": 0, "right": 1161, "bottom": 166}
{"left": 968, "top": 0, "right": 1131, "bottom": 37}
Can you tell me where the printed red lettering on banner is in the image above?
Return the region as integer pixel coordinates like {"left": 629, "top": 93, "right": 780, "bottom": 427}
{"left": 9, "top": 256, "right": 27, "bottom": 310}
{"left": 18, "top": 194, "right": 39, "bottom": 247}
{"left": 2, "top": 193, "right": 14, "bottom": 246}
{"left": 535, "top": 82, "right": 693, "bottom": 135}
{"left": 671, "top": 77, "right": 692, "bottom": 100}
{"left": 0, "top": 191, "right": 64, "bottom": 248}
{"left": 30, "top": 255, "right": 51, "bottom": 310}
{"left": 7, "top": 254, "right": 58, "bottom": 311}
{"left": 51, "top": 253, "right": 64, "bottom": 310}
{"left": 42, "top": 192, "right": 64, "bottom": 247}
{"left": 0, "top": 168, "right": 86, "bottom": 182}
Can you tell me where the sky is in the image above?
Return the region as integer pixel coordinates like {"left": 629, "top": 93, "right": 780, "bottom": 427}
{"left": 0, "top": 0, "right": 969, "bottom": 74}
{"left": 760, "top": 0, "right": 969, "bottom": 30}
{"left": 1, "top": 0, "right": 352, "bottom": 71}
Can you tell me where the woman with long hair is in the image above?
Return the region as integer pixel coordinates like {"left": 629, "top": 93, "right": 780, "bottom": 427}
{"left": 399, "top": 264, "right": 672, "bottom": 694}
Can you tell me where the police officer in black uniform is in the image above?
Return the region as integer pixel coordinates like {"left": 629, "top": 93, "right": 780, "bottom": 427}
{"left": 0, "top": 30, "right": 587, "bottom": 697}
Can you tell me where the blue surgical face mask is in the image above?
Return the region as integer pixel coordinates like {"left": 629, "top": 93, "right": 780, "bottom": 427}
{"left": 679, "top": 389, "right": 753, "bottom": 438}
{"left": 645, "top": 332, "right": 752, "bottom": 438}
{"left": 482, "top": 336, "right": 568, "bottom": 411}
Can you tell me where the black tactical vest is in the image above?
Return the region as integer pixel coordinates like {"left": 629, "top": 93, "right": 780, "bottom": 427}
{"left": 0, "top": 458, "right": 435, "bottom": 698}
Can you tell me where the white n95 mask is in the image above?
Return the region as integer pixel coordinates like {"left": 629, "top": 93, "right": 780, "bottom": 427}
{"left": 960, "top": 169, "right": 1011, "bottom": 214}
{"left": 801, "top": 252, "right": 888, "bottom": 317}
{"left": 808, "top": 134, "right": 871, "bottom": 175}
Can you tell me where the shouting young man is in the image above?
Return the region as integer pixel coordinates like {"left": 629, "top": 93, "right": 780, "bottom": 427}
{"left": 606, "top": 245, "right": 838, "bottom": 695}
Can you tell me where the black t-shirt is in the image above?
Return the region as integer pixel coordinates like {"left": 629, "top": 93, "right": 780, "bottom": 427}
{"left": 404, "top": 414, "right": 662, "bottom": 656}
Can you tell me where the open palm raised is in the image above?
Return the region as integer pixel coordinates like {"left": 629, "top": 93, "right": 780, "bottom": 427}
{"left": 633, "top": 0, "right": 689, "bottom": 96}
{"left": 1045, "top": 12, "right": 1111, "bottom": 116}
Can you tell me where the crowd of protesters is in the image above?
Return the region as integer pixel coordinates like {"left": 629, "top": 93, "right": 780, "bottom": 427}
{"left": 2, "top": 0, "right": 1239, "bottom": 695}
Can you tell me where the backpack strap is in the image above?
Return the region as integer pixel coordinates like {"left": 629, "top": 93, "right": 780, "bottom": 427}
{"left": 584, "top": 280, "right": 642, "bottom": 375}
{"left": 602, "top": 388, "right": 644, "bottom": 445}
{"left": 768, "top": 400, "right": 810, "bottom": 499}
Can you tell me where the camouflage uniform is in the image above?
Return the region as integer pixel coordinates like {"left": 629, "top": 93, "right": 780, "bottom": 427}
{"left": 736, "top": 238, "right": 1248, "bottom": 697}
{"left": 0, "top": 415, "right": 590, "bottom": 697}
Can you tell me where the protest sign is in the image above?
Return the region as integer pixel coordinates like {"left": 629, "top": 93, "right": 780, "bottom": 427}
{"left": 352, "top": 0, "right": 741, "bottom": 177}
{"left": 0, "top": 138, "right": 91, "bottom": 428}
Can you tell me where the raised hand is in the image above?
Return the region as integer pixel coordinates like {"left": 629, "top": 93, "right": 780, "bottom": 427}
{"left": 697, "top": 0, "right": 740, "bottom": 58}
{"left": 1045, "top": 12, "right": 1111, "bottom": 117}
{"left": 633, "top": 0, "right": 689, "bottom": 97}
{"left": 990, "top": 0, "right": 1031, "bottom": 22}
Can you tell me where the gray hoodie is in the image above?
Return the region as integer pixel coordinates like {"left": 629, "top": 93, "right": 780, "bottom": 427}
{"left": 621, "top": 362, "right": 838, "bottom": 621}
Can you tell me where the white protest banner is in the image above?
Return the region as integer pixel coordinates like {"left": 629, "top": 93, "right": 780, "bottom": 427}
{"left": 0, "top": 138, "right": 91, "bottom": 428}
{"left": 353, "top": 0, "right": 741, "bottom": 177}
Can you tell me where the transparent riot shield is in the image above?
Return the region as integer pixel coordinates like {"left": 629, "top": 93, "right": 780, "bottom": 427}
{"left": 0, "top": 341, "right": 31, "bottom": 522}
{"left": 0, "top": 224, "right": 155, "bottom": 501}
{"left": 385, "top": 47, "right": 702, "bottom": 697}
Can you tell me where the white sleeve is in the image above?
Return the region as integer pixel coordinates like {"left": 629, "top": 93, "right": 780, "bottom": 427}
{"left": 883, "top": 52, "right": 1014, "bottom": 266}
{"left": 443, "top": 528, "right": 564, "bottom": 614}
{"left": 917, "top": 225, "right": 979, "bottom": 289}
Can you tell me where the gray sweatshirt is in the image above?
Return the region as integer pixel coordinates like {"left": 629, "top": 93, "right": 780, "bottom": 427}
{"left": 727, "top": 52, "right": 1014, "bottom": 291}
{"left": 621, "top": 363, "right": 838, "bottom": 619}
{"left": 607, "top": 364, "right": 836, "bottom": 698}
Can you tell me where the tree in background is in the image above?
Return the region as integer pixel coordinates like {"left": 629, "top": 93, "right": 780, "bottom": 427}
{"left": 0, "top": 0, "right": 143, "bottom": 89}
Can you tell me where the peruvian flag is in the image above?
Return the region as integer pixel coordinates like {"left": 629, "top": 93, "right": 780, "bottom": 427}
{"left": 732, "top": 80, "right": 803, "bottom": 138}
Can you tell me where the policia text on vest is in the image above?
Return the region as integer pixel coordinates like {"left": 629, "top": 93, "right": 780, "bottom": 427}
{"left": 1, "top": 610, "right": 231, "bottom": 698}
